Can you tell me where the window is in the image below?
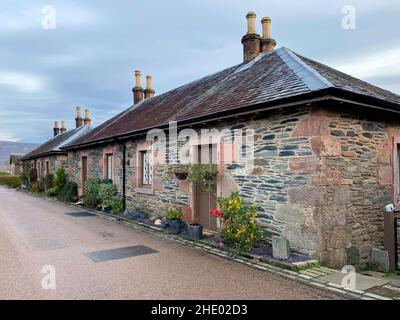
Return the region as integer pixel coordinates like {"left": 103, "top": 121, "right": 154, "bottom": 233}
{"left": 82, "top": 156, "right": 88, "bottom": 187}
{"left": 106, "top": 154, "right": 113, "bottom": 181}
{"left": 142, "top": 150, "right": 153, "bottom": 185}
{"left": 45, "top": 161, "right": 50, "bottom": 175}
{"left": 37, "top": 161, "right": 41, "bottom": 178}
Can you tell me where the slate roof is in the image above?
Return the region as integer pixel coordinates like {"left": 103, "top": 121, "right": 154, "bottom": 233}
{"left": 64, "top": 47, "right": 400, "bottom": 149}
{"left": 21, "top": 125, "right": 91, "bottom": 160}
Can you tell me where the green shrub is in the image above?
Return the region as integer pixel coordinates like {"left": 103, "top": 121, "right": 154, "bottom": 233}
{"left": 165, "top": 207, "right": 183, "bottom": 221}
{"left": 98, "top": 183, "right": 118, "bottom": 211}
{"left": 59, "top": 181, "right": 78, "bottom": 203}
{"left": 47, "top": 187, "right": 58, "bottom": 197}
{"left": 41, "top": 174, "right": 54, "bottom": 192}
{"left": 0, "top": 171, "right": 10, "bottom": 176}
{"left": 83, "top": 178, "right": 102, "bottom": 208}
{"left": 0, "top": 175, "right": 21, "bottom": 188}
{"left": 82, "top": 178, "right": 123, "bottom": 213}
{"left": 111, "top": 198, "right": 124, "bottom": 213}
{"left": 217, "top": 192, "right": 263, "bottom": 254}
{"left": 54, "top": 168, "right": 67, "bottom": 194}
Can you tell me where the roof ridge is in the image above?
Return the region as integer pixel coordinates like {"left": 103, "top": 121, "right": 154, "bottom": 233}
{"left": 56, "top": 125, "right": 91, "bottom": 150}
{"left": 277, "top": 47, "right": 332, "bottom": 91}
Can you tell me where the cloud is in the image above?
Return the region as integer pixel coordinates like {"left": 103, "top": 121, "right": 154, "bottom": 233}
{"left": 333, "top": 47, "right": 400, "bottom": 93}
{"left": 0, "top": 0, "right": 399, "bottom": 143}
{"left": 0, "top": 71, "right": 45, "bottom": 93}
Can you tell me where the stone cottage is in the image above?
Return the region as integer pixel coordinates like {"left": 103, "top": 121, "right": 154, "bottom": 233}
{"left": 62, "top": 13, "right": 400, "bottom": 269}
{"left": 9, "top": 153, "right": 24, "bottom": 176}
{"left": 21, "top": 107, "right": 92, "bottom": 179}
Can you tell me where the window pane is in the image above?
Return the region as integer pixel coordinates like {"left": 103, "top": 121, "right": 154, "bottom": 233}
{"left": 143, "top": 151, "right": 149, "bottom": 185}
{"left": 107, "top": 154, "right": 113, "bottom": 180}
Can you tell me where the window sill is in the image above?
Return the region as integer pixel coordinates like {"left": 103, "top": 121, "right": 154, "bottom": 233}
{"left": 134, "top": 187, "right": 154, "bottom": 195}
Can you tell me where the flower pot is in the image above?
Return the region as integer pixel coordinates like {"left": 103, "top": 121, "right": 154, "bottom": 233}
{"left": 168, "top": 220, "right": 183, "bottom": 234}
{"left": 174, "top": 172, "right": 188, "bottom": 180}
{"left": 188, "top": 224, "right": 203, "bottom": 240}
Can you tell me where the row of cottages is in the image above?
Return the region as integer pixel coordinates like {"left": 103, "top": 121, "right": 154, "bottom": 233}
{"left": 21, "top": 108, "right": 92, "bottom": 178}
{"left": 56, "top": 13, "right": 400, "bottom": 269}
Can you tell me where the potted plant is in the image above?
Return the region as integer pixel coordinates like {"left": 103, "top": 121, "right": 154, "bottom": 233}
{"left": 188, "top": 217, "right": 203, "bottom": 240}
{"left": 187, "top": 164, "right": 218, "bottom": 191}
{"left": 165, "top": 207, "right": 183, "bottom": 234}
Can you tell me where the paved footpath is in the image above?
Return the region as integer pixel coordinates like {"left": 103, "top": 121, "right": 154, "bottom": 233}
{"left": 0, "top": 186, "right": 341, "bottom": 300}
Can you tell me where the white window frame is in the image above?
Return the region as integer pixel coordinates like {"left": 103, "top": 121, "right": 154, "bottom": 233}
{"left": 141, "top": 150, "right": 153, "bottom": 186}
{"left": 106, "top": 153, "right": 113, "bottom": 181}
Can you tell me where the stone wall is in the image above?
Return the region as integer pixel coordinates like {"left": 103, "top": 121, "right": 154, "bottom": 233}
{"left": 308, "top": 106, "right": 397, "bottom": 267}
{"left": 66, "top": 104, "right": 400, "bottom": 268}
{"left": 34, "top": 154, "right": 67, "bottom": 176}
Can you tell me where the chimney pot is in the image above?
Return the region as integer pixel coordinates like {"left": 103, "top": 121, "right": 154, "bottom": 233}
{"left": 134, "top": 70, "right": 142, "bottom": 88}
{"left": 53, "top": 121, "right": 60, "bottom": 137}
{"left": 83, "top": 109, "right": 91, "bottom": 127}
{"left": 133, "top": 70, "right": 144, "bottom": 104}
{"left": 241, "top": 12, "right": 261, "bottom": 63}
{"left": 75, "top": 106, "right": 83, "bottom": 128}
{"left": 260, "top": 16, "right": 277, "bottom": 52}
{"left": 246, "top": 11, "right": 257, "bottom": 34}
{"left": 60, "top": 120, "right": 67, "bottom": 133}
{"left": 144, "top": 75, "right": 155, "bottom": 99}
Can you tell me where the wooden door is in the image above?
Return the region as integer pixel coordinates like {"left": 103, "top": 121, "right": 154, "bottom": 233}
{"left": 82, "top": 156, "right": 88, "bottom": 190}
{"left": 196, "top": 144, "right": 218, "bottom": 231}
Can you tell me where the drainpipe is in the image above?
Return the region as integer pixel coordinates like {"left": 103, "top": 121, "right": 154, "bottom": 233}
{"left": 384, "top": 204, "right": 396, "bottom": 272}
{"left": 121, "top": 142, "right": 126, "bottom": 211}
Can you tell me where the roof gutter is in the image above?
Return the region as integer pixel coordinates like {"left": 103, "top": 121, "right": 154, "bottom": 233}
{"left": 21, "top": 150, "right": 67, "bottom": 161}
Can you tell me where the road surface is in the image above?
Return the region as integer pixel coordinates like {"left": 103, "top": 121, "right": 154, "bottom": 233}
{"left": 0, "top": 186, "right": 341, "bottom": 299}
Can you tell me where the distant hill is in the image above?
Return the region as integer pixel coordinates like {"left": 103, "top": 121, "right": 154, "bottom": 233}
{"left": 0, "top": 141, "right": 39, "bottom": 171}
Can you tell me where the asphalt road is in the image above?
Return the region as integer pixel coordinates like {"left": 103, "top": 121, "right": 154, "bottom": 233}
{"left": 0, "top": 186, "right": 341, "bottom": 299}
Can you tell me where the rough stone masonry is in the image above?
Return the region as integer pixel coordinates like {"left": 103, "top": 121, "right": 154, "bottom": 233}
{"left": 67, "top": 102, "right": 400, "bottom": 268}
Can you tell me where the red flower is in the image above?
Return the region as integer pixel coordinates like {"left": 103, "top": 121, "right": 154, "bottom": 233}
{"left": 209, "top": 209, "right": 213, "bottom": 214}
{"left": 214, "top": 209, "right": 221, "bottom": 216}
{"left": 219, "top": 242, "right": 225, "bottom": 248}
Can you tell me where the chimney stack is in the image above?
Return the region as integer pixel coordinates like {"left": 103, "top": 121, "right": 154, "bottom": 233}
{"left": 75, "top": 106, "right": 83, "bottom": 128}
{"left": 241, "top": 12, "right": 261, "bottom": 63}
{"left": 83, "top": 109, "right": 91, "bottom": 127}
{"left": 144, "top": 75, "right": 155, "bottom": 99}
{"left": 53, "top": 121, "right": 60, "bottom": 137}
{"left": 260, "top": 17, "right": 276, "bottom": 53}
{"left": 60, "top": 121, "right": 67, "bottom": 134}
{"left": 132, "top": 70, "right": 144, "bottom": 104}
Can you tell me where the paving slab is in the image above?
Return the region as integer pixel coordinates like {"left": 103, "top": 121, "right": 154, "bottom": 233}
{"left": 314, "top": 271, "right": 390, "bottom": 291}
{"left": 85, "top": 245, "right": 158, "bottom": 262}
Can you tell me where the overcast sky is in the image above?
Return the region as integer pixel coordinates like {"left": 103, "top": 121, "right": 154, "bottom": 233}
{"left": 1, "top": 0, "right": 399, "bottom": 143}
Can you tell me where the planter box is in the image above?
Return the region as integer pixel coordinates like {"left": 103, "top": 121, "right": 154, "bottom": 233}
{"left": 188, "top": 224, "right": 203, "bottom": 240}
{"left": 168, "top": 220, "right": 183, "bottom": 234}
